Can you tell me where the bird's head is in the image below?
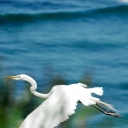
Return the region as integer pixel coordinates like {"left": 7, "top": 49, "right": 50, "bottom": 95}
{"left": 4, "top": 74, "right": 29, "bottom": 81}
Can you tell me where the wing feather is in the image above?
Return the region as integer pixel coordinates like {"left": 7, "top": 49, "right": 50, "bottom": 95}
{"left": 20, "top": 85, "right": 78, "bottom": 128}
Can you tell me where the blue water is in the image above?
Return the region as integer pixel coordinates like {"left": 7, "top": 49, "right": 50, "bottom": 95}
{"left": 0, "top": 0, "right": 128, "bottom": 127}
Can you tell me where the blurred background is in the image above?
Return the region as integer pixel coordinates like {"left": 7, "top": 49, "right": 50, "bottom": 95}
{"left": 0, "top": 0, "right": 128, "bottom": 127}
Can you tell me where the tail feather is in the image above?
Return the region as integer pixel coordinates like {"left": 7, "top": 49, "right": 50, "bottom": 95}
{"left": 97, "top": 100, "right": 115, "bottom": 111}
{"left": 90, "top": 97, "right": 115, "bottom": 111}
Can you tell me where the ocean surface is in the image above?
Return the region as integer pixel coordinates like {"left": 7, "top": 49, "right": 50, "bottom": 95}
{"left": 0, "top": 0, "right": 128, "bottom": 127}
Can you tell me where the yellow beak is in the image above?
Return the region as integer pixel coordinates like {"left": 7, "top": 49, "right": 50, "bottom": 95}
{"left": 4, "top": 76, "right": 20, "bottom": 79}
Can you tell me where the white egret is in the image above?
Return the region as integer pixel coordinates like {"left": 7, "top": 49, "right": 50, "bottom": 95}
{"left": 5, "top": 74, "right": 121, "bottom": 128}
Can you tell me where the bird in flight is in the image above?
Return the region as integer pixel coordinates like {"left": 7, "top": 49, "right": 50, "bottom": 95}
{"left": 4, "top": 74, "right": 122, "bottom": 128}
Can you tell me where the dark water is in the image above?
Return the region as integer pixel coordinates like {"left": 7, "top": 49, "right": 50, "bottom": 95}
{"left": 0, "top": 0, "right": 128, "bottom": 127}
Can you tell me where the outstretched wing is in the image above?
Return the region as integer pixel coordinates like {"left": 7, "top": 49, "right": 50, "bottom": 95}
{"left": 19, "top": 85, "right": 79, "bottom": 128}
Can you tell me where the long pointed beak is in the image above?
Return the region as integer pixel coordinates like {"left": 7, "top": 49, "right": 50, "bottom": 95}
{"left": 4, "top": 76, "right": 20, "bottom": 79}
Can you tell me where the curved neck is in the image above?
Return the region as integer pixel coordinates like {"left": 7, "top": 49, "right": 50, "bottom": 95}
{"left": 24, "top": 76, "right": 52, "bottom": 99}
